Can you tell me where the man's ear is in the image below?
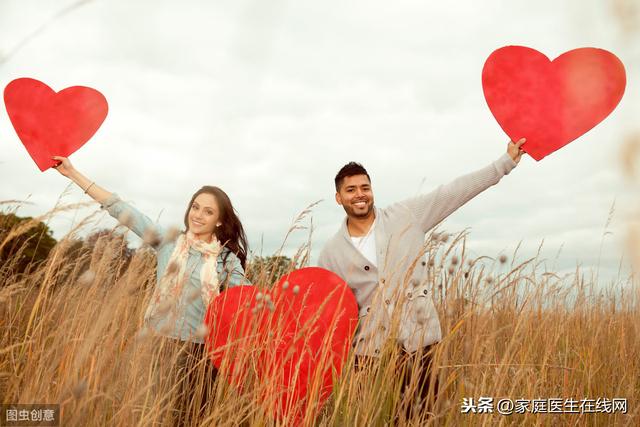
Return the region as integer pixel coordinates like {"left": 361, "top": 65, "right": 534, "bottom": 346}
{"left": 335, "top": 192, "right": 343, "bottom": 206}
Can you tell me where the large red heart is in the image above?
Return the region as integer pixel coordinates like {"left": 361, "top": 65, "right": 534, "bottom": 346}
{"left": 482, "top": 46, "right": 626, "bottom": 161}
{"left": 204, "top": 267, "right": 358, "bottom": 424}
{"left": 4, "top": 78, "right": 108, "bottom": 171}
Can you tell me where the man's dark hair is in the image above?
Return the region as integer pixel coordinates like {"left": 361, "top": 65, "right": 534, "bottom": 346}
{"left": 334, "top": 162, "right": 371, "bottom": 191}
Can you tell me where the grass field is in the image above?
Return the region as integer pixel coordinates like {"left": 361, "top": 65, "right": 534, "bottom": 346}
{"left": 1, "top": 202, "right": 638, "bottom": 426}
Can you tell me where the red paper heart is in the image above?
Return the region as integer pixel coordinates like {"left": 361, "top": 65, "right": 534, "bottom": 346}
{"left": 482, "top": 46, "right": 626, "bottom": 160}
{"left": 205, "top": 267, "right": 358, "bottom": 423}
{"left": 4, "top": 78, "right": 108, "bottom": 171}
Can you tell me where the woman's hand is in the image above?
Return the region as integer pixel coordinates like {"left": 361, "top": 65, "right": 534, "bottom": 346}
{"left": 51, "top": 156, "right": 113, "bottom": 204}
{"left": 52, "top": 156, "right": 75, "bottom": 178}
{"left": 507, "top": 138, "right": 526, "bottom": 165}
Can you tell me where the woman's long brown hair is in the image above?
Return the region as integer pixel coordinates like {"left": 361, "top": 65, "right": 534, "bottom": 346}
{"left": 183, "top": 186, "right": 248, "bottom": 269}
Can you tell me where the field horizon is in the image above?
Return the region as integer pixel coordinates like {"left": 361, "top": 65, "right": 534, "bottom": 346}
{"left": 1, "top": 201, "right": 638, "bottom": 426}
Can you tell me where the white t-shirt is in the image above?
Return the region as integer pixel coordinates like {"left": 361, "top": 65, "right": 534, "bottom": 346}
{"left": 350, "top": 220, "right": 377, "bottom": 267}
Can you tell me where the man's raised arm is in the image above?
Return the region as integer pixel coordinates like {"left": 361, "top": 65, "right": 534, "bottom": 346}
{"left": 399, "top": 139, "right": 525, "bottom": 233}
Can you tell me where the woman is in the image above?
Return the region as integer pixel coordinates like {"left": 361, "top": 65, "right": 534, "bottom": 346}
{"left": 52, "top": 155, "right": 250, "bottom": 423}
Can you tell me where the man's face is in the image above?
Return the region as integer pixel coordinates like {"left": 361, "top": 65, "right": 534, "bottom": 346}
{"left": 336, "top": 174, "right": 374, "bottom": 219}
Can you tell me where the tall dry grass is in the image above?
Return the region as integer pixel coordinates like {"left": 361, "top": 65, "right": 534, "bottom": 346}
{"left": 0, "top": 200, "right": 638, "bottom": 427}
{"left": 0, "top": 1, "right": 638, "bottom": 425}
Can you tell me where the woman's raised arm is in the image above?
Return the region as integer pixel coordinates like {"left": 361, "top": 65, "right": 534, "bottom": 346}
{"left": 52, "top": 156, "right": 167, "bottom": 247}
{"left": 52, "top": 156, "right": 112, "bottom": 204}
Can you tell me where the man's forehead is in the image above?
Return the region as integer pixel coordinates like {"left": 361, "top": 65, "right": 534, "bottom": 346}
{"left": 342, "top": 174, "right": 371, "bottom": 186}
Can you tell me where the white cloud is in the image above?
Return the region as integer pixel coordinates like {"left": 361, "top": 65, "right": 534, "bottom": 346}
{"left": 0, "top": 0, "right": 638, "bottom": 285}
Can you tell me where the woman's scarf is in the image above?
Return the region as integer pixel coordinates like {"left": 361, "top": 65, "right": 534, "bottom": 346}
{"left": 144, "top": 230, "right": 221, "bottom": 322}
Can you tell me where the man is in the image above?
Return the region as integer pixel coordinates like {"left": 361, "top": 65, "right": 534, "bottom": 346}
{"left": 317, "top": 139, "right": 525, "bottom": 414}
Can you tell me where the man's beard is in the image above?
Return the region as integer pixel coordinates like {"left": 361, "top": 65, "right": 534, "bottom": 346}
{"left": 344, "top": 202, "right": 374, "bottom": 219}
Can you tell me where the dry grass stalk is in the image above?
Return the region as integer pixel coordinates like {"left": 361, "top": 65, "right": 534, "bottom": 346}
{"left": 0, "top": 199, "right": 638, "bottom": 426}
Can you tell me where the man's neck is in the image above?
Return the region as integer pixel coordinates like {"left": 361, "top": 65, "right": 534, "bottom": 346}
{"left": 347, "top": 210, "right": 376, "bottom": 237}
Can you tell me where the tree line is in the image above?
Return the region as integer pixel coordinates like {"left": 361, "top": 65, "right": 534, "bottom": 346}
{"left": 0, "top": 212, "right": 293, "bottom": 285}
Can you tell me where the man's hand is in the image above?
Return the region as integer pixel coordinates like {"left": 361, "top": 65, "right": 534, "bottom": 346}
{"left": 507, "top": 138, "right": 526, "bottom": 164}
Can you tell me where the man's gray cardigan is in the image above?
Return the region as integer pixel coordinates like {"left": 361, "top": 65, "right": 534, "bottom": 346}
{"left": 318, "top": 153, "right": 517, "bottom": 356}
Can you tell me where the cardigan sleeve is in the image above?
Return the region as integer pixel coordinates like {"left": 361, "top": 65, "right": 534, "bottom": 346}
{"left": 101, "top": 193, "right": 167, "bottom": 249}
{"left": 317, "top": 248, "right": 329, "bottom": 270}
{"left": 317, "top": 245, "right": 336, "bottom": 272}
{"left": 398, "top": 153, "right": 516, "bottom": 233}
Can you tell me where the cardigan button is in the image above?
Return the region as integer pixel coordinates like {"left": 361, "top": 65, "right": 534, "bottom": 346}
{"left": 374, "top": 349, "right": 380, "bottom": 355}
{"left": 421, "top": 261, "right": 426, "bottom": 266}
{"left": 423, "top": 289, "right": 428, "bottom": 295}
{"left": 366, "top": 306, "right": 371, "bottom": 313}
{"left": 384, "top": 299, "right": 390, "bottom": 305}
{"left": 364, "top": 265, "right": 370, "bottom": 271}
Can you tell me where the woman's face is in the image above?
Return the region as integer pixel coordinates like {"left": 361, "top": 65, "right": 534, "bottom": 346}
{"left": 187, "top": 193, "right": 221, "bottom": 241}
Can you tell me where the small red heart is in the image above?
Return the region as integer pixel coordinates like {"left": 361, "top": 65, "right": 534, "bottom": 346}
{"left": 482, "top": 46, "right": 626, "bottom": 160}
{"left": 4, "top": 78, "right": 108, "bottom": 171}
{"left": 205, "top": 267, "right": 358, "bottom": 423}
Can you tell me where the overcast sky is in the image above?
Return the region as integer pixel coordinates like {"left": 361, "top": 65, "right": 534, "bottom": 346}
{"left": 1, "top": 0, "right": 639, "bottom": 284}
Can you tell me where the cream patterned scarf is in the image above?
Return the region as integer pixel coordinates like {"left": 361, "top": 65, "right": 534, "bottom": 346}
{"left": 144, "top": 231, "right": 222, "bottom": 322}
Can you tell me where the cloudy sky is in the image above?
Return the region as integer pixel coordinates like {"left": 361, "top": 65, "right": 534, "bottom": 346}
{"left": 1, "top": 0, "right": 638, "bottom": 284}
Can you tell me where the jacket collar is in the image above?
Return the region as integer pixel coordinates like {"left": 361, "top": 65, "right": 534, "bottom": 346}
{"left": 340, "top": 209, "right": 376, "bottom": 239}
{"left": 340, "top": 208, "right": 387, "bottom": 270}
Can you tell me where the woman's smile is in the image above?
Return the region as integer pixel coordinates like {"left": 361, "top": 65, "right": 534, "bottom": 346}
{"left": 191, "top": 219, "right": 206, "bottom": 227}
